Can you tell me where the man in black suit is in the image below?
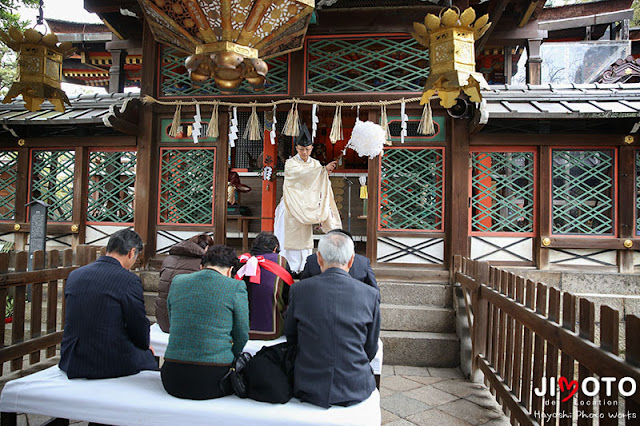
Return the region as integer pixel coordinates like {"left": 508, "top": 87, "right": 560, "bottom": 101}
{"left": 285, "top": 231, "right": 380, "bottom": 408}
{"left": 59, "top": 229, "right": 157, "bottom": 379}
{"left": 299, "top": 229, "right": 378, "bottom": 290}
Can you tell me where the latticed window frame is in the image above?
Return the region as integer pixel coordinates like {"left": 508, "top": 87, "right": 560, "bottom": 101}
{"left": 157, "top": 146, "right": 217, "bottom": 227}
{"left": 87, "top": 149, "right": 137, "bottom": 225}
{"left": 29, "top": 148, "right": 75, "bottom": 223}
{"left": 378, "top": 146, "right": 446, "bottom": 233}
{"left": 469, "top": 147, "right": 537, "bottom": 237}
{"left": 551, "top": 147, "right": 617, "bottom": 237}
{"left": 158, "top": 45, "right": 290, "bottom": 98}
{"left": 0, "top": 150, "right": 18, "bottom": 221}
{"left": 305, "top": 33, "right": 429, "bottom": 95}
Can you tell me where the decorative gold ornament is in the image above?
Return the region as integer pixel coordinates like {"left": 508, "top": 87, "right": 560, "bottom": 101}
{"left": 18, "top": 139, "right": 25, "bottom": 146}
{"left": 625, "top": 135, "right": 635, "bottom": 144}
{"left": 541, "top": 237, "right": 551, "bottom": 247}
{"left": 412, "top": 7, "right": 491, "bottom": 108}
{"left": 0, "top": 28, "right": 75, "bottom": 112}
{"left": 137, "top": 0, "right": 314, "bottom": 93}
{"left": 70, "top": 224, "right": 79, "bottom": 233}
{"left": 13, "top": 224, "right": 21, "bottom": 231}
{"left": 624, "top": 239, "right": 633, "bottom": 248}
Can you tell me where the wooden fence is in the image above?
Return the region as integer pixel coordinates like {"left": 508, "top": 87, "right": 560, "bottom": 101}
{"left": 454, "top": 255, "right": 640, "bottom": 425}
{"left": 0, "top": 245, "right": 101, "bottom": 377}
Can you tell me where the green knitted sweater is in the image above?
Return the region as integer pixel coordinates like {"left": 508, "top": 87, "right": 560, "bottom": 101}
{"left": 165, "top": 268, "right": 249, "bottom": 364}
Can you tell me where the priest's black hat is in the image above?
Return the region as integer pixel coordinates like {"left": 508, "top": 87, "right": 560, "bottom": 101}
{"left": 294, "top": 122, "right": 313, "bottom": 147}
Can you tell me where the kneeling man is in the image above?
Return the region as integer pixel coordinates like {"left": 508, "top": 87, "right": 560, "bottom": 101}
{"left": 59, "top": 229, "right": 157, "bottom": 379}
{"left": 285, "top": 232, "right": 380, "bottom": 408}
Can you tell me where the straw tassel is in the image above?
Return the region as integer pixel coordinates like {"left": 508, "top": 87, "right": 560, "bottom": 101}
{"left": 417, "top": 101, "right": 435, "bottom": 136}
{"left": 169, "top": 103, "right": 182, "bottom": 137}
{"left": 380, "top": 105, "right": 392, "bottom": 145}
{"left": 244, "top": 104, "right": 262, "bottom": 140}
{"left": 282, "top": 102, "right": 300, "bottom": 137}
{"left": 206, "top": 103, "right": 219, "bottom": 138}
{"left": 329, "top": 103, "right": 343, "bottom": 144}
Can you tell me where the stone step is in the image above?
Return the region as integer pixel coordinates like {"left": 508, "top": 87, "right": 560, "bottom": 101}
{"left": 373, "top": 265, "right": 450, "bottom": 283}
{"left": 379, "top": 282, "right": 452, "bottom": 307}
{"left": 381, "top": 330, "right": 459, "bottom": 367}
{"left": 143, "top": 291, "right": 157, "bottom": 318}
{"left": 138, "top": 271, "right": 160, "bottom": 292}
{"left": 381, "top": 303, "right": 455, "bottom": 333}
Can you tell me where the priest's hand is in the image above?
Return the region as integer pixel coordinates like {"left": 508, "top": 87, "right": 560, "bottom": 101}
{"left": 326, "top": 161, "right": 338, "bottom": 173}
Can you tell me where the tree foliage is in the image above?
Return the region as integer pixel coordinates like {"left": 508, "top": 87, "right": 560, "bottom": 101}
{"left": 0, "top": 0, "right": 39, "bottom": 94}
{"left": 633, "top": 0, "right": 640, "bottom": 28}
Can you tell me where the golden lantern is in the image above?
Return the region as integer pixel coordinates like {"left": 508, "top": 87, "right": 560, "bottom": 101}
{"left": 412, "top": 7, "right": 491, "bottom": 109}
{"left": 0, "top": 28, "right": 75, "bottom": 112}
{"left": 137, "top": 0, "right": 314, "bottom": 93}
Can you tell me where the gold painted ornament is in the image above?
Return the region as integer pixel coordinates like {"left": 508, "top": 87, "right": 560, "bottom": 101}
{"left": 412, "top": 7, "right": 491, "bottom": 109}
{"left": 0, "top": 27, "right": 75, "bottom": 112}
{"left": 138, "top": 0, "right": 314, "bottom": 93}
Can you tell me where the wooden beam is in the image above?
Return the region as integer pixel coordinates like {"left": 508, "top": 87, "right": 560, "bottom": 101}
{"left": 476, "top": 0, "right": 512, "bottom": 53}
{"left": 518, "top": 1, "right": 538, "bottom": 28}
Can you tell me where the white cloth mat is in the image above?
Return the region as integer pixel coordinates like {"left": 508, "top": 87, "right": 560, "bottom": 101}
{"left": 150, "top": 323, "right": 383, "bottom": 375}
{"left": 0, "top": 366, "right": 380, "bottom": 426}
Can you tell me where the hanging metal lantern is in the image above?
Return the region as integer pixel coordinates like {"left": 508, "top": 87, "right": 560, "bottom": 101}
{"left": 0, "top": 28, "right": 75, "bottom": 112}
{"left": 137, "top": 0, "right": 314, "bottom": 93}
{"left": 412, "top": 7, "right": 491, "bottom": 109}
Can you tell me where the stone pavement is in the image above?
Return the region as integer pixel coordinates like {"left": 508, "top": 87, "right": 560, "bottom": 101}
{"left": 381, "top": 365, "right": 510, "bottom": 425}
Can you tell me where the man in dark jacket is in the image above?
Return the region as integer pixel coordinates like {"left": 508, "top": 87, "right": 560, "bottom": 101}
{"left": 59, "top": 229, "right": 157, "bottom": 379}
{"left": 154, "top": 234, "right": 213, "bottom": 332}
{"left": 299, "top": 229, "right": 378, "bottom": 290}
{"left": 285, "top": 232, "right": 381, "bottom": 408}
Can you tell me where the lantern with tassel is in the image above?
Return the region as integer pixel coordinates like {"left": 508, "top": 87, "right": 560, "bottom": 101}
{"left": 0, "top": 27, "right": 75, "bottom": 112}
{"left": 412, "top": 7, "right": 491, "bottom": 109}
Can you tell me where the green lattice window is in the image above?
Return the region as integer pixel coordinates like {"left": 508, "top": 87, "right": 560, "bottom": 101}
{"left": 159, "top": 46, "right": 288, "bottom": 97}
{"left": 552, "top": 149, "right": 615, "bottom": 235}
{"left": 0, "top": 150, "right": 18, "bottom": 220}
{"left": 30, "top": 150, "right": 75, "bottom": 222}
{"left": 88, "top": 151, "right": 137, "bottom": 223}
{"left": 307, "top": 36, "right": 429, "bottom": 93}
{"left": 379, "top": 148, "right": 444, "bottom": 231}
{"left": 159, "top": 148, "right": 216, "bottom": 225}
{"left": 470, "top": 151, "right": 535, "bottom": 234}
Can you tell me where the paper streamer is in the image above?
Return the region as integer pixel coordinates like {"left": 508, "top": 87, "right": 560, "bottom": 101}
{"left": 400, "top": 101, "right": 408, "bottom": 144}
{"left": 229, "top": 107, "right": 238, "bottom": 148}
{"left": 192, "top": 103, "right": 201, "bottom": 144}
{"left": 311, "top": 104, "right": 319, "bottom": 142}
{"left": 270, "top": 105, "right": 277, "bottom": 145}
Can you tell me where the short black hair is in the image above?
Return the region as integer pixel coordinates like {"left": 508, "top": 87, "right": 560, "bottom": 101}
{"left": 327, "top": 228, "right": 354, "bottom": 242}
{"left": 250, "top": 232, "right": 280, "bottom": 256}
{"left": 106, "top": 229, "right": 143, "bottom": 256}
{"left": 202, "top": 245, "right": 239, "bottom": 268}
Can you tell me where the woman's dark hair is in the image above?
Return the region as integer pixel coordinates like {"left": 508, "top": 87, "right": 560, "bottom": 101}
{"left": 250, "top": 232, "right": 280, "bottom": 256}
{"left": 202, "top": 245, "right": 239, "bottom": 268}
{"left": 106, "top": 229, "right": 143, "bottom": 256}
{"left": 189, "top": 233, "right": 214, "bottom": 250}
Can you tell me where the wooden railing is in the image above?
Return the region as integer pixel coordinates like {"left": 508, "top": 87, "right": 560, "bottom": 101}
{"left": 0, "top": 245, "right": 102, "bottom": 377}
{"left": 454, "top": 255, "right": 640, "bottom": 425}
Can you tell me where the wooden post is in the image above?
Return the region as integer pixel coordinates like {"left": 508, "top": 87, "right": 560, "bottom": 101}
{"left": 135, "top": 21, "right": 159, "bottom": 263}
{"left": 13, "top": 147, "right": 29, "bottom": 251}
{"left": 472, "top": 261, "right": 490, "bottom": 383}
{"left": 261, "top": 110, "right": 278, "bottom": 231}
{"left": 537, "top": 146, "right": 551, "bottom": 270}
{"left": 108, "top": 48, "right": 127, "bottom": 94}
{"left": 447, "top": 116, "right": 470, "bottom": 270}
{"left": 366, "top": 109, "right": 379, "bottom": 263}
{"left": 618, "top": 145, "right": 634, "bottom": 273}
{"left": 215, "top": 111, "right": 230, "bottom": 245}
{"left": 526, "top": 38, "right": 542, "bottom": 85}
{"left": 71, "top": 147, "right": 88, "bottom": 249}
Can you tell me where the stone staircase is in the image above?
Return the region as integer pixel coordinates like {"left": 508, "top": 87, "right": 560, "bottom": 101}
{"left": 375, "top": 265, "right": 459, "bottom": 368}
{"left": 138, "top": 263, "right": 460, "bottom": 368}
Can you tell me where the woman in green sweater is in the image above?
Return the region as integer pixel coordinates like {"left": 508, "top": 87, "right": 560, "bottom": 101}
{"left": 161, "top": 245, "right": 249, "bottom": 400}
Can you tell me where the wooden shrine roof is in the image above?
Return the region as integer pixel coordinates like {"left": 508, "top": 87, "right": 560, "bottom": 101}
{"left": 482, "top": 83, "right": 640, "bottom": 119}
{"left": 0, "top": 92, "right": 139, "bottom": 126}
